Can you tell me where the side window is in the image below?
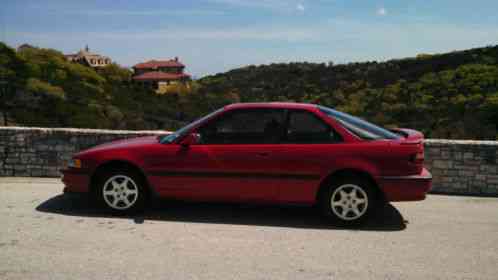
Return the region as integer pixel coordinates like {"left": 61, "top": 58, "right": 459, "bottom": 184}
{"left": 286, "top": 110, "right": 342, "bottom": 143}
{"left": 198, "top": 109, "right": 285, "bottom": 144}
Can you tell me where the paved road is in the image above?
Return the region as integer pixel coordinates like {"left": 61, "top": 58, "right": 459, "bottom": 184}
{"left": 1, "top": 177, "right": 498, "bottom": 280}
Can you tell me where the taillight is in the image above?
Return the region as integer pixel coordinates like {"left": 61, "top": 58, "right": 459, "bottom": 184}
{"left": 410, "top": 150, "right": 424, "bottom": 163}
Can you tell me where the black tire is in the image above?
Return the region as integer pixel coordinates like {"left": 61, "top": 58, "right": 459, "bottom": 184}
{"left": 320, "top": 176, "right": 378, "bottom": 227}
{"left": 94, "top": 169, "right": 148, "bottom": 214}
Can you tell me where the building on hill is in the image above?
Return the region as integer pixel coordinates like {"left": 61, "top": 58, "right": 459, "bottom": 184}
{"left": 132, "top": 57, "right": 191, "bottom": 94}
{"left": 17, "top": 43, "right": 35, "bottom": 52}
{"left": 65, "top": 45, "right": 112, "bottom": 68}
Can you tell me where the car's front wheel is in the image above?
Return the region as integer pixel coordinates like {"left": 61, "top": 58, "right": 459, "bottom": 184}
{"left": 320, "top": 177, "right": 378, "bottom": 226}
{"left": 95, "top": 170, "right": 148, "bottom": 214}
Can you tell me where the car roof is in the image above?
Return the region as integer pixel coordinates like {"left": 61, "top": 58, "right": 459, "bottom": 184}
{"left": 224, "top": 102, "right": 319, "bottom": 110}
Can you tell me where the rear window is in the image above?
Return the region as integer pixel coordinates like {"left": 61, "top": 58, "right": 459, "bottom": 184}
{"left": 318, "top": 106, "right": 400, "bottom": 140}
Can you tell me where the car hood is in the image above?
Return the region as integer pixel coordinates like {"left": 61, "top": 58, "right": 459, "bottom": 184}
{"left": 77, "top": 135, "right": 160, "bottom": 155}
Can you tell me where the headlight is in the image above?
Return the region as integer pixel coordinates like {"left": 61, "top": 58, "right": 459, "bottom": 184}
{"left": 67, "top": 159, "right": 82, "bottom": 169}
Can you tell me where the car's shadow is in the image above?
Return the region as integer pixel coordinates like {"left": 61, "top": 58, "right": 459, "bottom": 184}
{"left": 36, "top": 194, "right": 407, "bottom": 231}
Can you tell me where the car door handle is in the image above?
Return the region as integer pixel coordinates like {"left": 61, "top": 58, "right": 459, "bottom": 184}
{"left": 256, "top": 152, "right": 270, "bottom": 157}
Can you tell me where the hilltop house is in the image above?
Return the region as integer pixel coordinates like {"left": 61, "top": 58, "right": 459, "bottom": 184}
{"left": 65, "top": 46, "right": 112, "bottom": 68}
{"left": 17, "top": 43, "right": 35, "bottom": 52}
{"left": 132, "top": 57, "right": 191, "bottom": 94}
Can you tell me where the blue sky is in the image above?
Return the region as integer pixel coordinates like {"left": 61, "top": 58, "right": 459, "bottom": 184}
{"left": 2, "top": 0, "right": 498, "bottom": 77}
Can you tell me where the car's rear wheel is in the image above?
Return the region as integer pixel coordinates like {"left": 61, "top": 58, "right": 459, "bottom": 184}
{"left": 320, "top": 177, "right": 378, "bottom": 226}
{"left": 95, "top": 170, "right": 148, "bottom": 214}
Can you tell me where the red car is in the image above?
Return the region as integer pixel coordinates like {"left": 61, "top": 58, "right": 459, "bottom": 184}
{"left": 61, "top": 103, "right": 431, "bottom": 225}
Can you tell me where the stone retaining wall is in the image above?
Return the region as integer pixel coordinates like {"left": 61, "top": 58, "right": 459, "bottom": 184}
{"left": 0, "top": 127, "right": 170, "bottom": 177}
{"left": 424, "top": 139, "right": 498, "bottom": 195}
{"left": 1, "top": 127, "right": 497, "bottom": 196}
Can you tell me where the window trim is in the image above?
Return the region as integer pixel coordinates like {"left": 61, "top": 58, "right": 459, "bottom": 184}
{"left": 191, "top": 107, "right": 344, "bottom": 145}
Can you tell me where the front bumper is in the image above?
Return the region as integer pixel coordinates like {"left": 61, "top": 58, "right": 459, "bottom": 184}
{"left": 376, "top": 168, "right": 432, "bottom": 202}
{"left": 61, "top": 168, "right": 90, "bottom": 193}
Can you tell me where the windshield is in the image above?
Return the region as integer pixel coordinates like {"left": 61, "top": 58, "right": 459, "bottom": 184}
{"left": 159, "top": 108, "right": 224, "bottom": 144}
{"left": 318, "top": 106, "right": 400, "bottom": 140}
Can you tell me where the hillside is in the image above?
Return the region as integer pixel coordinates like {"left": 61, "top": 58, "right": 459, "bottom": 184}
{"left": 199, "top": 45, "right": 498, "bottom": 139}
{"left": 1, "top": 42, "right": 498, "bottom": 139}
{"left": 0, "top": 42, "right": 237, "bottom": 130}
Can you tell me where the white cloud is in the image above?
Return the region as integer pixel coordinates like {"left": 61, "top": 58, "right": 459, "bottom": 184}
{"left": 296, "top": 3, "right": 305, "bottom": 12}
{"left": 377, "top": 7, "right": 387, "bottom": 16}
{"left": 6, "top": 25, "right": 321, "bottom": 43}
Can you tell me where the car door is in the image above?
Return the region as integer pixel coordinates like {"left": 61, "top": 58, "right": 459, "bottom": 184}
{"left": 190, "top": 108, "right": 287, "bottom": 202}
{"left": 273, "top": 109, "right": 345, "bottom": 204}
{"left": 148, "top": 108, "right": 288, "bottom": 202}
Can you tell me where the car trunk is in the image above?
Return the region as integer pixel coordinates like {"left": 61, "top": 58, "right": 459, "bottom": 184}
{"left": 390, "top": 128, "right": 425, "bottom": 174}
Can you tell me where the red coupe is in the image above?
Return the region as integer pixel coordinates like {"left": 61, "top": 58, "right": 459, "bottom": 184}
{"left": 61, "top": 103, "right": 431, "bottom": 225}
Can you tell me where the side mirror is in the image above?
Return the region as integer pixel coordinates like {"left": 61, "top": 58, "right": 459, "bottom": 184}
{"left": 180, "top": 133, "right": 200, "bottom": 147}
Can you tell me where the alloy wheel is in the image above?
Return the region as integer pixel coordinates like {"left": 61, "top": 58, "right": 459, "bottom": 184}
{"left": 330, "top": 184, "right": 369, "bottom": 221}
{"left": 102, "top": 175, "right": 139, "bottom": 210}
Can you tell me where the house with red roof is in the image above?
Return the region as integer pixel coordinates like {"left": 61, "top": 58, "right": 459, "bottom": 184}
{"left": 132, "top": 57, "right": 191, "bottom": 94}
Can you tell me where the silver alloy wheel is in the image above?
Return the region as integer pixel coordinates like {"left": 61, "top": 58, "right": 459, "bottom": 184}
{"left": 102, "top": 175, "right": 139, "bottom": 210}
{"left": 330, "top": 184, "right": 368, "bottom": 221}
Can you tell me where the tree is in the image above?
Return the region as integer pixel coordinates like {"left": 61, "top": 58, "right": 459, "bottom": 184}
{"left": 0, "top": 42, "right": 29, "bottom": 125}
{"left": 2, "top": 41, "right": 498, "bottom": 138}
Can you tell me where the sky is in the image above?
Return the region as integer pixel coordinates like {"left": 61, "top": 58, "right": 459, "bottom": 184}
{"left": 2, "top": 0, "right": 498, "bottom": 77}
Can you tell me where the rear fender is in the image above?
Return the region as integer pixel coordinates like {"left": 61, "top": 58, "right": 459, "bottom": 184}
{"left": 318, "top": 157, "right": 381, "bottom": 189}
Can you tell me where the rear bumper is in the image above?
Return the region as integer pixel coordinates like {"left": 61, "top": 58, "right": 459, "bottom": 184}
{"left": 61, "top": 169, "right": 90, "bottom": 193}
{"left": 376, "top": 168, "right": 432, "bottom": 202}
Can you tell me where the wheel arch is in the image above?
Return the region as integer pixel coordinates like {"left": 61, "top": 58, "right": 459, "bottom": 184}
{"left": 89, "top": 159, "right": 151, "bottom": 193}
{"left": 316, "top": 168, "right": 385, "bottom": 203}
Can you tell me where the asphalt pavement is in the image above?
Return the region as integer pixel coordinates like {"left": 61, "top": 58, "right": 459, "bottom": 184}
{"left": 1, "top": 177, "right": 498, "bottom": 280}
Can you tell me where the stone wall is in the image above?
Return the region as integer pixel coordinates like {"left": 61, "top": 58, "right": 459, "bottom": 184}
{"left": 0, "top": 127, "right": 169, "bottom": 177}
{"left": 1, "top": 127, "right": 497, "bottom": 196}
{"left": 424, "top": 139, "right": 498, "bottom": 195}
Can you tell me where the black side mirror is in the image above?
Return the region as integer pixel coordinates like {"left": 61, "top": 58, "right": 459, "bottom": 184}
{"left": 180, "top": 133, "right": 200, "bottom": 147}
